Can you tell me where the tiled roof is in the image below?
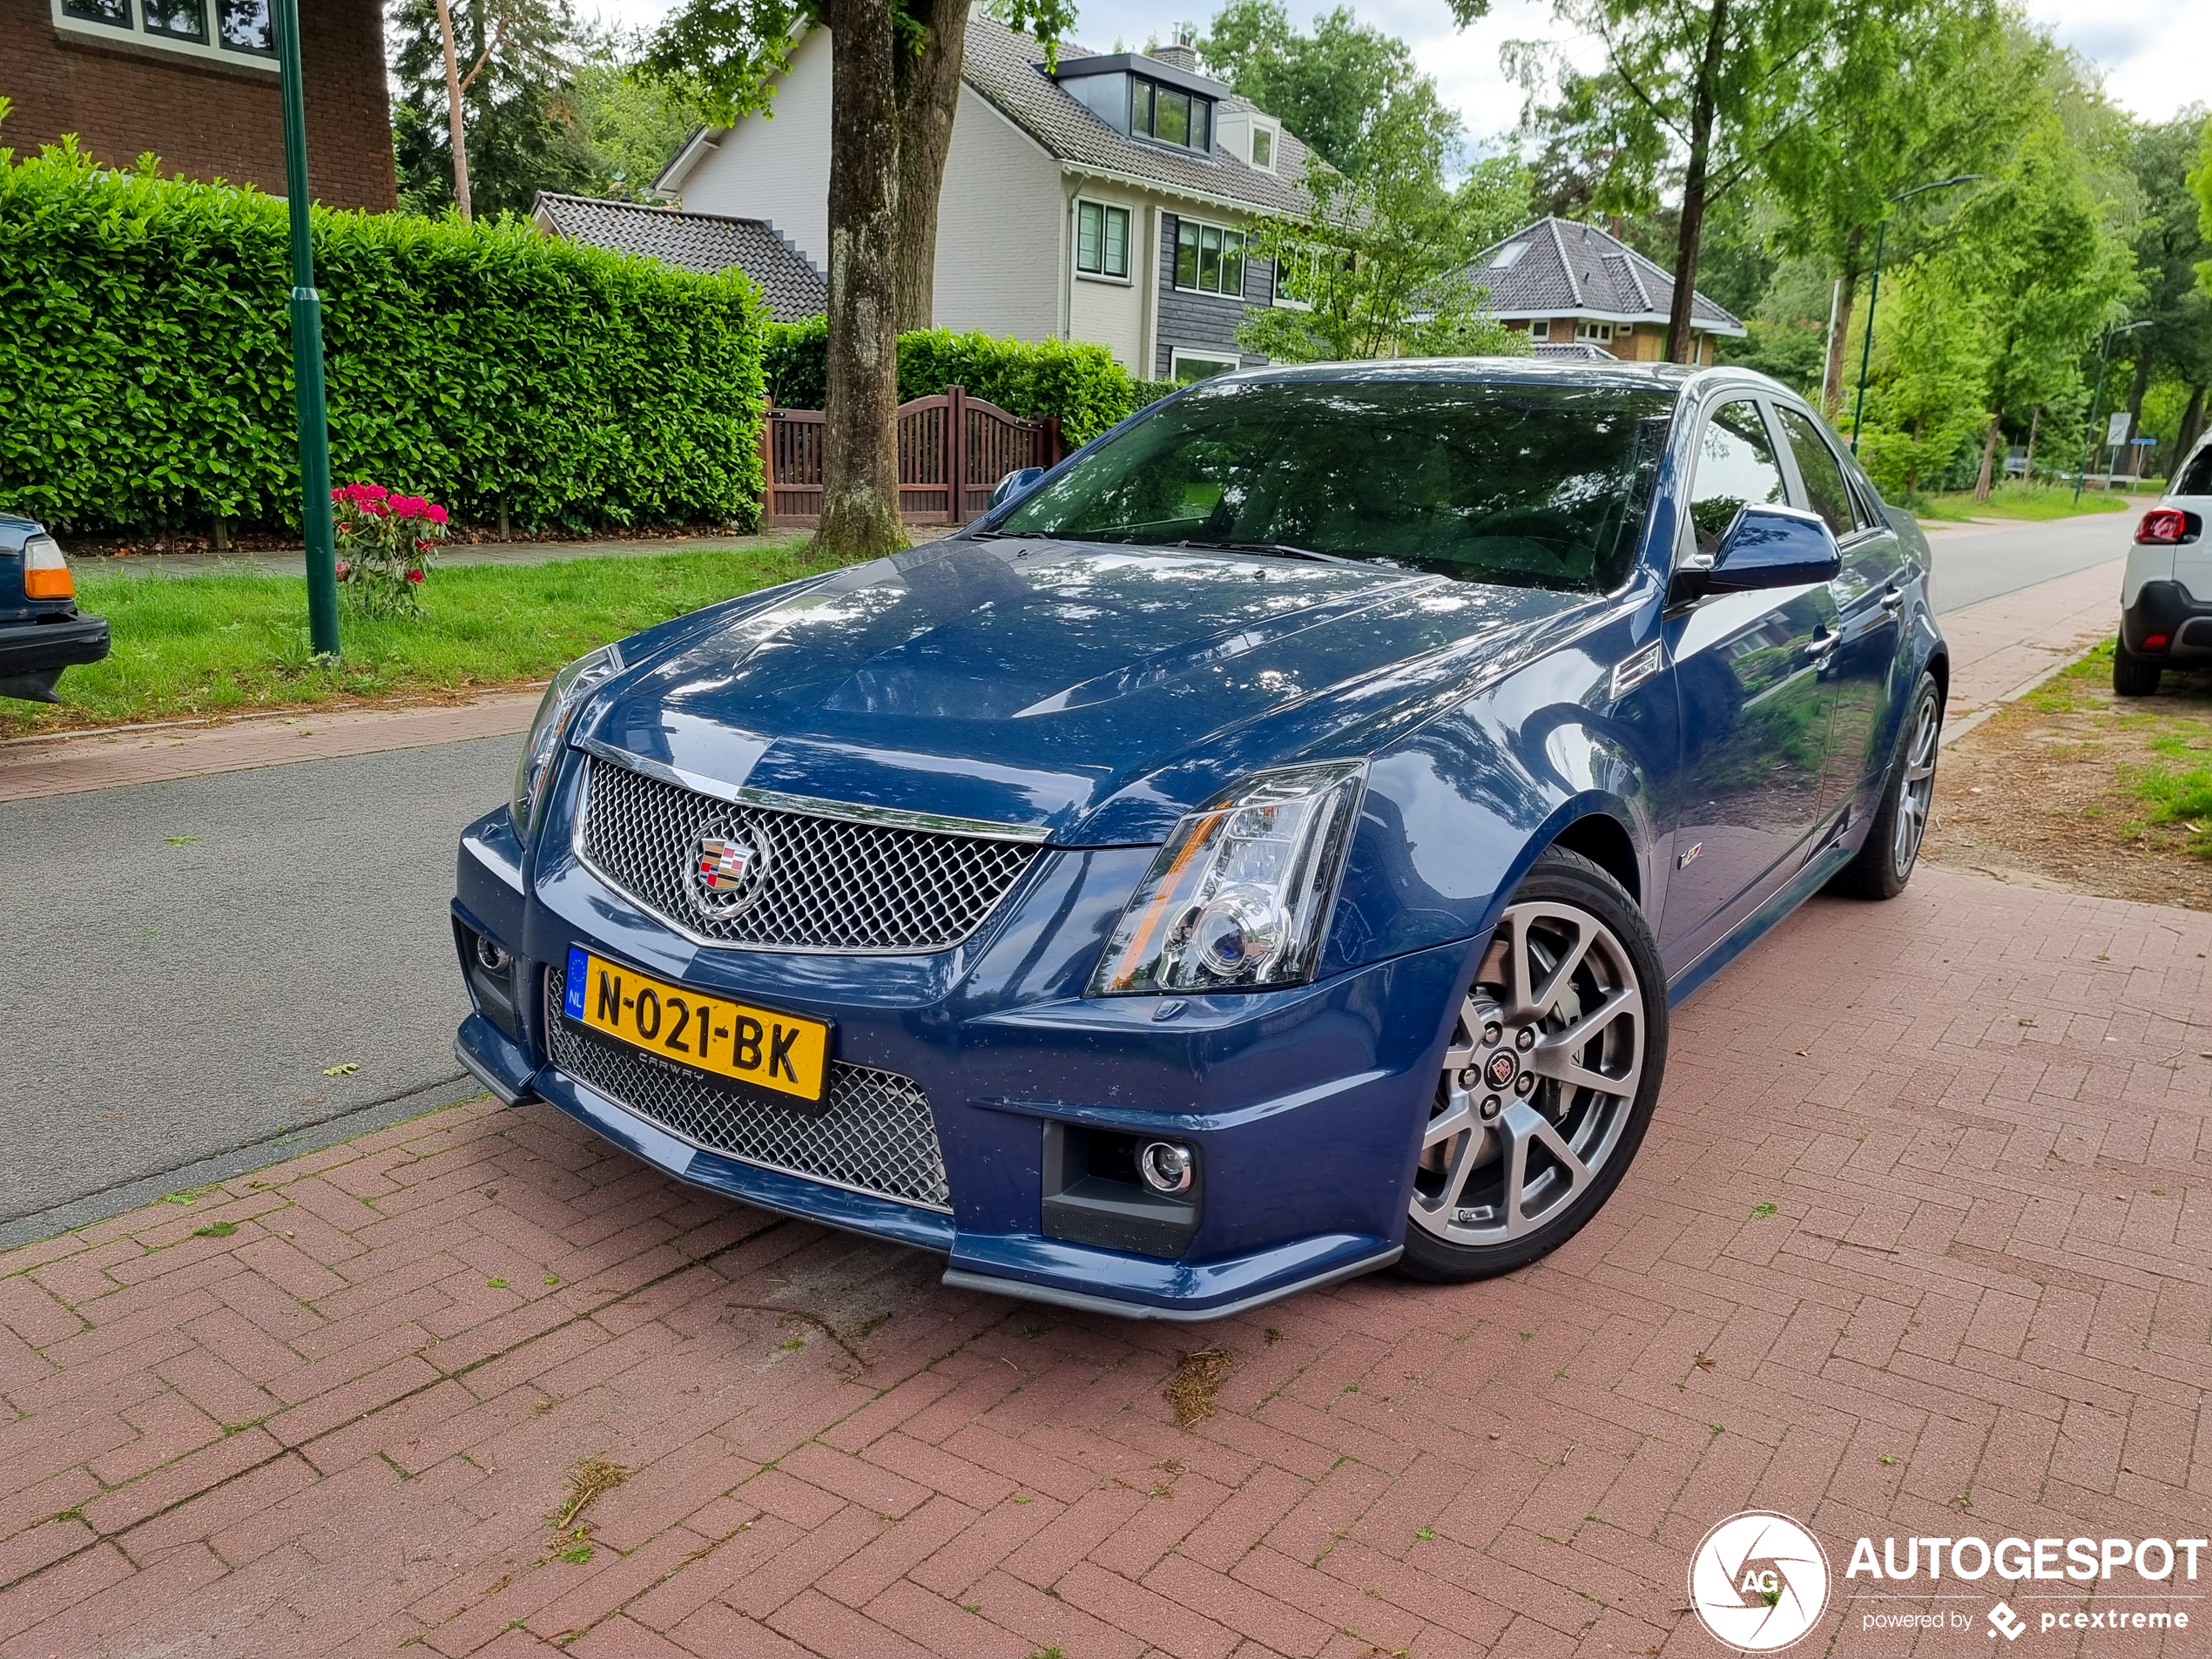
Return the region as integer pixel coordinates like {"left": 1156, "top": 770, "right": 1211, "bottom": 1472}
{"left": 953, "top": 14, "right": 1315, "bottom": 218}
{"left": 1467, "top": 217, "right": 1744, "bottom": 334}
{"left": 532, "top": 192, "right": 828, "bottom": 322}
{"left": 1530, "top": 341, "right": 1617, "bottom": 361}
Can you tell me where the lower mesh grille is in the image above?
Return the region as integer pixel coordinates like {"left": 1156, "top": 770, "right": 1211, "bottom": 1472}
{"left": 543, "top": 974, "right": 951, "bottom": 1211}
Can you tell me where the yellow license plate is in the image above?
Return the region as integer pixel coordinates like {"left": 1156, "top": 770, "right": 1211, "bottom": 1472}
{"left": 561, "top": 948, "right": 830, "bottom": 1103}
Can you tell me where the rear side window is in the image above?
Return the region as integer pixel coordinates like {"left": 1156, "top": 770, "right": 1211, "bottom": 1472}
{"left": 2176, "top": 444, "right": 2212, "bottom": 498}
{"left": 1777, "top": 408, "right": 1855, "bottom": 536}
{"left": 1688, "top": 399, "right": 1786, "bottom": 555}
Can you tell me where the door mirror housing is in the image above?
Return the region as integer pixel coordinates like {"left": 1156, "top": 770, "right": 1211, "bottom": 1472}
{"left": 1672, "top": 503, "right": 1841, "bottom": 604}
{"left": 990, "top": 467, "right": 1047, "bottom": 509}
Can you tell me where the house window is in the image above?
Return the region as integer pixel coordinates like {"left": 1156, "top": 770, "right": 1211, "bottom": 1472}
{"left": 1489, "top": 243, "right": 1527, "bottom": 270}
{"left": 1575, "top": 320, "right": 1614, "bottom": 342}
{"left": 1174, "top": 218, "right": 1246, "bottom": 297}
{"left": 1250, "top": 125, "right": 1274, "bottom": 170}
{"left": 51, "top": 0, "right": 274, "bottom": 62}
{"left": 1076, "top": 201, "right": 1130, "bottom": 280}
{"left": 1170, "top": 349, "right": 1238, "bottom": 384}
{"left": 1131, "top": 76, "right": 1211, "bottom": 152}
{"left": 1529, "top": 320, "right": 1549, "bottom": 341}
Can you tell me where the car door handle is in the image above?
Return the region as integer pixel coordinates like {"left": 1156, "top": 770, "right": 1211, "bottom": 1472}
{"left": 1804, "top": 629, "right": 1839, "bottom": 664}
{"left": 1878, "top": 584, "right": 1905, "bottom": 614}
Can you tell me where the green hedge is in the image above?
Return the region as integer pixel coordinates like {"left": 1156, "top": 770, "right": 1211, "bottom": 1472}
{"left": 763, "top": 319, "right": 1154, "bottom": 447}
{"left": 0, "top": 142, "right": 767, "bottom": 535}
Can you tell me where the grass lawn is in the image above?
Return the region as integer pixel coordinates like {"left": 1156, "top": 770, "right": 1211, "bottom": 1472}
{"left": 3, "top": 543, "right": 843, "bottom": 738}
{"left": 1912, "top": 482, "right": 2155, "bottom": 523}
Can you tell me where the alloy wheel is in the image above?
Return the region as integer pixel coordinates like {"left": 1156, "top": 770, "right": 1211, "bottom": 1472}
{"left": 1892, "top": 692, "right": 1939, "bottom": 879}
{"left": 1410, "top": 900, "right": 1645, "bottom": 1248}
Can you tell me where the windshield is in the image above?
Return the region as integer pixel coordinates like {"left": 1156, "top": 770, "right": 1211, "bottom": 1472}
{"left": 992, "top": 376, "right": 1676, "bottom": 591}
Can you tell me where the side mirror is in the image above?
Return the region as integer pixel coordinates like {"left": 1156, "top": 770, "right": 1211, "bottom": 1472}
{"left": 1672, "top": 504, "right": 1840, "bottom": 604}
{"left": 990, "top": 467, "right": 1046, "bottom": 509}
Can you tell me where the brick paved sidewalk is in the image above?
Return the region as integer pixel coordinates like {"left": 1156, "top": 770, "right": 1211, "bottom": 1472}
{"left": 3, "top": 865, "right": 2207, "bottom": 1657}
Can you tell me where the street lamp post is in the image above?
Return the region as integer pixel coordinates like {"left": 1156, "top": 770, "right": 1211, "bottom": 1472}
{"left": 1849, "top": 174, "right": 1984, "bottom": 455}
{"left": 2074, "top": 319, "right": 2155, "bottom": 504}
{"left": 273, "top": 0, "right": 341, "bottom": 659}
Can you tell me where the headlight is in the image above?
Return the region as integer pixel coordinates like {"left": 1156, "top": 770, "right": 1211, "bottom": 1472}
{"left": 1090, "top": 759, "right": 1366, "bottom": 995}
{"left": 511, "top": 644, "right": 624, "bottom": 843}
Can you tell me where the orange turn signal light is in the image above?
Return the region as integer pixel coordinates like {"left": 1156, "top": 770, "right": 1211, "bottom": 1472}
{"left": 22, "top": 536, "right": 73, "bottom": 601}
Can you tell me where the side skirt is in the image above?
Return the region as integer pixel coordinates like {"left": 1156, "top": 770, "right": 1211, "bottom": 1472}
{"left": 1665, "top": 836, "right": 1856, "bottom": 1009}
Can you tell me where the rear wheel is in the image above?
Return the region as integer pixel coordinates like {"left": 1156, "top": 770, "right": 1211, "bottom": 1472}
{"left": 1830, "top": 672, "right": 1939, "bottom": 900}
{"left": 1399, "top": 847, "right": 1666, "bottom": 1284}
{"left": 2113, "top": 644, "right": 2162, "bottom": 698}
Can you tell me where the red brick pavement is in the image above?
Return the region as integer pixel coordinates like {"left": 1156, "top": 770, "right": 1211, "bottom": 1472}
{"left": 3, "top": 866, "right": 2209, "bottom": 1658}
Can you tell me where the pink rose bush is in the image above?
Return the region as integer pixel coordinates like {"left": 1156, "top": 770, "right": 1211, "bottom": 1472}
{"left": 331, "top": 482, "right": 448, "bottom": 618}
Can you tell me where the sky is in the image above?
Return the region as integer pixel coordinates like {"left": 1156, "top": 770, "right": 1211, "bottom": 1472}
{"left": 584, "top": 0, "right": 2209, "bottom": 140}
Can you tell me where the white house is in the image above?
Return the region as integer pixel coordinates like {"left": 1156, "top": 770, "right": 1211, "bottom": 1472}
{"left": 651, "top": 16, "right": 1316, "bottom": 382}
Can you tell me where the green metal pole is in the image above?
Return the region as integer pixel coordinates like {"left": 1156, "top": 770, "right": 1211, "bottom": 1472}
{"left": 2075, "top": 324, "right": 2114, "bottom": 506}
{"left": 1849, "top": 218, "right": 1885, "bottom": 455}
{"left": 274, "top": 0, "right": 340, "bottom": 659}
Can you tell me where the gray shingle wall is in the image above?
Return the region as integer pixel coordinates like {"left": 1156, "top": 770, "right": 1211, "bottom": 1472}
{"left": 1154, "top": 212, "right": 1272, "bottom": 377}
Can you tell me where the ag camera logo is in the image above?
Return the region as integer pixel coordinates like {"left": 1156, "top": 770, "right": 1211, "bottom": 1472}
{"left": 1689, "top": 1511, "right": 1831, "bottom": 1652}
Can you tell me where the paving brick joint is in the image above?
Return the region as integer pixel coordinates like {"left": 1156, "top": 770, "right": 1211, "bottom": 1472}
{"left": 2, "top": 867, "right": 2207, "bottom": 1656}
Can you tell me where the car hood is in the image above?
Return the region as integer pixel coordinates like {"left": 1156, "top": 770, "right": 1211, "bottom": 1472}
{"left": 577, "top": 538, "right": 1583, "bottom": 844}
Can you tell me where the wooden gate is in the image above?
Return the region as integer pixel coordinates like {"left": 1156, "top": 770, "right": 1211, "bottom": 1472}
{"left": 760, "top": 386, "right": 1060, "bottom": 529}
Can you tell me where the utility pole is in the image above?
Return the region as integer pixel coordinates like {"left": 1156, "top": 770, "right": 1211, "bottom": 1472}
{"left": 435, "top": 0, "right": 474, "bottom": 221}
{"left": 273, "top": 0, "right": 339, "bottom": 658}
{"left": 1851, "top": 174, "right": 1982, "bottom": 455}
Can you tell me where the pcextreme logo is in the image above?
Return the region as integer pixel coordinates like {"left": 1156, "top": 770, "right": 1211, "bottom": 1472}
{"left": 1688, "top": 1512, "right": 1831, "bottom": 1652}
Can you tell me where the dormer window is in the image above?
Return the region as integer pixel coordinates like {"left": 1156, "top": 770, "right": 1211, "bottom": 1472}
{"left": 1131, "top": 77, "right": 1211, "bottom": 152}
{"left": 1250, "top": 125, "right": 1273, "bottom": 169}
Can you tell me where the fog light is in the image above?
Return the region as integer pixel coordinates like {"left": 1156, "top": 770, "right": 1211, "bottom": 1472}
{"left": 474, "top": 935, "right": 513, "bottom": 972}
{"left": 1138, "top": 1140, "right": 1195, "bottom": 1194}
{"left": 2144, "top": 633, "right": 2170, "bottom": 652}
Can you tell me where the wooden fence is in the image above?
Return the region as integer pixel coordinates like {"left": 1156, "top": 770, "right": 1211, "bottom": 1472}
{"left": 759, "top": 386, "right": 1061, "bottom": 529}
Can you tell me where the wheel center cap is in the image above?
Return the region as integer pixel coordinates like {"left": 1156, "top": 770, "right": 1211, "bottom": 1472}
{"left": 1484, "top": 1051, "right": 1519, "bottom": 1090}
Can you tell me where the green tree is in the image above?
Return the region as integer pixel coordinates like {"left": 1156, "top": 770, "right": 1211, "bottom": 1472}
{"left": 390, "top": 0, "right": 598, "bottom": 219}
{"left": 1852, "top": 261, "right": 1990, "bottom": 495}
{"left": 562, "top": 24, "right": 720, "bottom": 201}
{"left": 2114, "top": 110, "right": 2212, "bottom": 456}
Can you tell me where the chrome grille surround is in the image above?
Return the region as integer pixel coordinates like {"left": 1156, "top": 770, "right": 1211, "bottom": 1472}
{"left": 574, "top": 749, "right": 1042, "bottom": 954}
{"left": 544, "top": 974, "right": 952, "bottom": 1211}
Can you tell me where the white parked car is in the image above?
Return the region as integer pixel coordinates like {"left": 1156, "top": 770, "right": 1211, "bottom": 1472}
{"left": 2117, "top": 438, "right": 2212, "bottom": 695}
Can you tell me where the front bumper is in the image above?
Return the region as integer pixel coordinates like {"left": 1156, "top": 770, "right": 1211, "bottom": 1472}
{"left": 2121, "top": 580, "right": 2212, "bottom": 664}
{"left": 0, "top": 612, "right": 109, "bottom": 702}
{"left": 452, "top": 806, "right": 1467, "bottom": 1319}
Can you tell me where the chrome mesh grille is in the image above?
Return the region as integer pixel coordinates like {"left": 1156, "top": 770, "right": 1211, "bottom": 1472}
{"left": 578, "top": 759, "right": 1038, "bottom": 952}
{"left": 544, "top": 974, "right": 951, "bottom": 1211}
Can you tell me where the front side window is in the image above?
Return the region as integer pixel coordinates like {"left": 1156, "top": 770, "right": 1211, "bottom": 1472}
{"left": 61, "top": 0, "right": 128, "bottom": 22}
{"left": 992, "top": 377, "right": 1676, "bottom": 592}
{"left": 1174, "top": 219, "right": 1246, "bottom": 296}
{"left": 1130, "top": 76, "right": 1211, "bottom": 151}
{"left": 143, "top": 0, "right": 205, "bottom": 37}
{"left": 1689, "top": 398, "right": 1786, "bottom": 555}
{"left": 1777, "top": 406, "right": 1853, "bottom": 538}
{"left": 1250, "top": 125, "right": 1273, "bottom": 168}
{"left": 1576, "top": 320, "right": 1614, "bottom": 343}
{"left": 217, "top": 0, "right": 273, "bottom": 52}
{"left": 1076, "top": 201, "right": 1130, "bottom": 279}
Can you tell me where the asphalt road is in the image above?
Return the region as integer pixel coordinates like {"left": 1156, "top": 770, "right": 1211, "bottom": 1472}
{"left": 0, "top": 505, "right": 2141, "bottom": 1247}
{"left": 1925, "top": 502, "right": 2137, "bottom": 614}
{"left": 0, "top": 738, "right": 511, "bottom": 1245}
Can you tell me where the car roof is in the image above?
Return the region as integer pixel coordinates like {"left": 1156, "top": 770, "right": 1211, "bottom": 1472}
{"left": 1206, "top": 357, "right": 1789, "bottom": 401}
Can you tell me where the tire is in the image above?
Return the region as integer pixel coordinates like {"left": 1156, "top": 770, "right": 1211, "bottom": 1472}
{"left": 1398, "top": 846, "right": 1668, "bottom": 1285}
{"left": 2113, "top": 645, "right": 2161, "bottom": 698}
{"left": 1829, "top": 671, "right": 1939, "bottom": 900}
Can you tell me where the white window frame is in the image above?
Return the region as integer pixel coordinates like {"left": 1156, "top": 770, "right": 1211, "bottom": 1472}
{"left": 1246, "top": 118, "right": 1278, "bottom": 172}
{"left": 1528, "top": 320, "right": 1550, "bottom": 341}
{"left": 1170, "top": 348, "right": 1239, "bottom": 383}
{"left": 51, "top": 0, "right": 279, "bottom": 71}
{"left": 1172, "top": 214, "right": 1248, "bottom": 298}
{"left": 1575, "top": 320, "right": 1614, "bottom": 343}
{"left": 1074, "top": 199, "right": 1132, "bottom": 284}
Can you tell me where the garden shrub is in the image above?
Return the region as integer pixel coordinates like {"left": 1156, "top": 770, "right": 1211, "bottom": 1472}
{"left": 763, "top": 320, "right": 1153, "bottom": 446}
{"left": 0, "top": 141, "right": 767, "bottom": 535}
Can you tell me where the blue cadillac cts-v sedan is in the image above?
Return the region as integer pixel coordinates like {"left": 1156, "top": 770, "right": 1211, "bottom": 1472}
{"left": 450, "top": 361, "right": 1946, "bottom": 1320}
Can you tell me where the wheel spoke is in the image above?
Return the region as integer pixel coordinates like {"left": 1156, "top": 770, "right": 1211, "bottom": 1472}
{"left": 1528, "top": 922, "right": 1595, "bottom": 1022}
{"left": 1528, "top": 983, "right": 1639, "bottom": 1092}
{"left": 1426, "top": 1115, "right": 1484, "bottom": 1217}
{"left": 1423, "top": 1096, "right": 1474, "bottom": 1150}
{"left": 1500, "top": 910, "right": 1540, "bottom": 1022}
{"left": 1497, "top": 1100, "right": 1591, "bottom": 1238}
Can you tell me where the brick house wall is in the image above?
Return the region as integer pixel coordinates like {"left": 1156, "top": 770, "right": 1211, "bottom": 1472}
{"left": 0, "top": 0, "right": 395, "bottom": 210}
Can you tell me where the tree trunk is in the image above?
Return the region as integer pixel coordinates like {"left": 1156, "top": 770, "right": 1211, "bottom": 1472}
{"left": 2176, "top": 384, "right": 2207, "bottom": 461}
{"left": 815, "top": 0, "right": 907, "bottom": 559}
{"left": 1664, "top": 0, "right": 1729, "bottom": 365}
{"left": 2024, "top": 405, "right": 2040, "bottom": 478}
{"left": 892, "top": 0, "right": 970, "bottom": 334}
{"left": 2124, "top": 348, "right": 2153, "bottom": 438}
{"left": 1822, "top": 231, "right": 1862, "bottom": 416}
{"left": 435, "top": 0, "right": 473, "bottom": 221}
{"left": 1972, "top": 408, "right": 2002, "bottom": 502}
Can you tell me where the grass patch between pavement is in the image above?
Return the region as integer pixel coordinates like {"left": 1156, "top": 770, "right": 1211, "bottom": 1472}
{"left": 1912, "top": 482, "right": 2150, "bottom": 523}
{"left": 3, "top": 543, "right": 843, "bottom": 738}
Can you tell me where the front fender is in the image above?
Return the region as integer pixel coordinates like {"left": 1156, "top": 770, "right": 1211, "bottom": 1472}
{"left": 1320, "top": 637, "right": 1674, "bottom": 976}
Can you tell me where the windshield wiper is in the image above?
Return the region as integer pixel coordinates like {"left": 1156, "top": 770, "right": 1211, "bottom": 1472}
{"left": 1167, "top": 539, "right": 1364, "bottom": 566}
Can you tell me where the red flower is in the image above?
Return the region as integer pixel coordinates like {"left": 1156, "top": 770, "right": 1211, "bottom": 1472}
{"left": 335, "top": 559, "right": 354, "bottom": 580}
{"left": 356, "top": 482, "right": 390, "bottom": 502}
{"left": 406, "top": 569, "right": 425, "bottom": 583}
{"left": 426, "top": 502, "right": 449, "bottom": 526}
